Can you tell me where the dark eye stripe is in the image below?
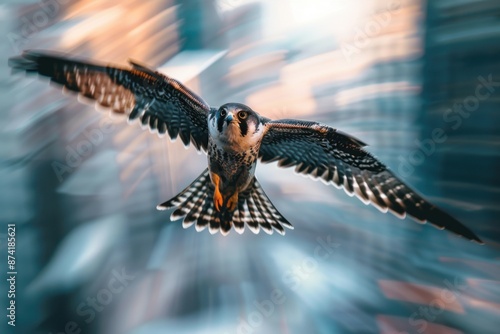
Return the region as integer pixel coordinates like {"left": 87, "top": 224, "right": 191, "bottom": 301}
{"left": 217, "top": 112, "right": 225, "bottom": 133}
{"left": 239, "top": 118, "right": 248, "bottom": 137}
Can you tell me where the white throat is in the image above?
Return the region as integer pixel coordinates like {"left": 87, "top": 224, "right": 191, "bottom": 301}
{"left": 209, "top": 117, "right": 264, "bottom": 153}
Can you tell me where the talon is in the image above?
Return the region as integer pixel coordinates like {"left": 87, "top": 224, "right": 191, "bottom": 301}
{"left": 214, "top": 188, "right": 223, "bottom": 212}
{"left": 226, "top": 192, "right": 238, "bottom": 211}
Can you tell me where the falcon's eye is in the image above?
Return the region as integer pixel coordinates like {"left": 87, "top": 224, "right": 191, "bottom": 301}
{"left": 238, "top": 111, "right": 248, "bottom": 120}
{"left": 220, "top": 109, "right": 227, "bottom": 117}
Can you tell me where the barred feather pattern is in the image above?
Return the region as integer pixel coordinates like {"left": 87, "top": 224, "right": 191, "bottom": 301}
{"left": 8, "top": 50, "right": 211, "bottom": 150}
{"left": 260, "top": 119, "right": 483, "bottom": 243}
{"left": 157, "top": 169, "right": 293, "bottom": 236}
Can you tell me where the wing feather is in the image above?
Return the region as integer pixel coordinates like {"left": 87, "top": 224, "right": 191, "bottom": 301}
{"left": 260, "top": 119, "right": 483, "bottom": 244}
{"left": 9, "top": 50, "right": 211, "bottom": 150}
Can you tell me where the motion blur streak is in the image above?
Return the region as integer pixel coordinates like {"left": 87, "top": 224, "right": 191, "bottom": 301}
{"left": 1, "top": 0, "right": 499, "bottom": 334}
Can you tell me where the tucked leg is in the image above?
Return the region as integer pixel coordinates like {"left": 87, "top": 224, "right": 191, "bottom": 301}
{"left": 211, "top": 172, "right": 223, "bottom": 212}
{"left": 226, "top": 191, "right": 239, "bottom": 211}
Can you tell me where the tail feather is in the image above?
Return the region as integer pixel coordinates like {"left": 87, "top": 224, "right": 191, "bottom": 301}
{"left": 157, "top": 169, "right": 293, "bottom": 235}
{"left": 255, "top": 185, "right": 285, "bottom": 234}
{"left": 253, "top": 182, "right": 293, "bottom": 231}
{"left": 188, "top": 192, "right": 208, "bottom": 230}
{"left": 233, "top": 201, "right": 246, "bottom": 234}
{"left": 249, "top": 193, "right": 273, "bottom": 235}
{"left": 245, "top": 196, "right": 263, "bottom": 234}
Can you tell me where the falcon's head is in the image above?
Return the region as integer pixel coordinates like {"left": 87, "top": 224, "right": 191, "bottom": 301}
{"left": 209, "top": 103, "right": 264, "bottom": 151}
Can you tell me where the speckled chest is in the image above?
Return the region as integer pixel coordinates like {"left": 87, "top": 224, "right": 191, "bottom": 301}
{"left": 207, "top": 139, "right": 258, "bottom": 178}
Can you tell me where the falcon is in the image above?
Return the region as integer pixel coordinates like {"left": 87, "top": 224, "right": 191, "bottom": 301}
{"left": 9, "top": 50, "right": 483, "bottom": 243}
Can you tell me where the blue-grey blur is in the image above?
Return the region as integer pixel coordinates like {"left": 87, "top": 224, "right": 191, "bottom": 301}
{"left": 1, "top": 0, "right": 499, "bottom": 334}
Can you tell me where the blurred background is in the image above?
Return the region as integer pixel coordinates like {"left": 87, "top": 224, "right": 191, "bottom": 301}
{"left": 1, "top": 0, "right": 499, "bottom": 333}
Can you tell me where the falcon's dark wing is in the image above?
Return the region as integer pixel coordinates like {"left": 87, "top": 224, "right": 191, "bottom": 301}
{"left": 260, "top": 119, "right": 483, "bottom": 244}
{"left": 9, "top": 50, "right": 211, "bottom": 150}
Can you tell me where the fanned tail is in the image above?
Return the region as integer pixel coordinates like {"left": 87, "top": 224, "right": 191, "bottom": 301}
{"left": 157, "top": 169, "right": 293, "bottom": 235}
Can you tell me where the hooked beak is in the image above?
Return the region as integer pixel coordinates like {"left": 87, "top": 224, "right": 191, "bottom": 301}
{"left": 225, "top": 113, "right": 234, "bottom": 124}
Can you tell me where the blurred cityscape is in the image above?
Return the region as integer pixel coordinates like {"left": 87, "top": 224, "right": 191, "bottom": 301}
{"left": 1, "top": 0, "right": 499, "bottom": 333}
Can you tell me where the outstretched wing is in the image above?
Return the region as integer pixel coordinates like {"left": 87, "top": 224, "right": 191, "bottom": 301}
{"left": 260, "top": 119, "right": 483, "bottom": 244}
{"left": 9, "top": 50, "right": 211, "bottom": 150}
